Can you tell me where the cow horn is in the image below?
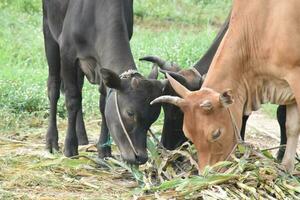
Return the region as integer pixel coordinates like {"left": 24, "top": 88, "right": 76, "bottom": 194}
{"left": 139, "top": 55, "right": 180, "bottom": 72}
{"left": 166, "top": 73, "right": 191, "bottom": 98}
{"left": 148, "top": 65, "right": 158, "bottom": 79}
{"left": 151, "top": 95, "right": 184, "bottom": 107}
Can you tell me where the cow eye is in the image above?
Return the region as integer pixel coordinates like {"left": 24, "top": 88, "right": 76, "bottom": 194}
{"left": 126, "top": 110, "right": 134, "bottom": 118}
{"left": 212, "top": 129, "right": 221, "bottom": 140}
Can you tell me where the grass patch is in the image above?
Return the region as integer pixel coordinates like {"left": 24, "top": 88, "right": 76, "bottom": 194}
{"left": 262, "top": 104, "right": 277, "bottom": 119}
{"left": 134, "top": 0, "right": 231, "bottom": 25}
{"left": 0, "top": 0, "right": 225, "bottom": 134}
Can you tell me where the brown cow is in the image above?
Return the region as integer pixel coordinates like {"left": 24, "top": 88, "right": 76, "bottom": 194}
{"left": 152, "top": 0, "right": 300, "bottom": 172}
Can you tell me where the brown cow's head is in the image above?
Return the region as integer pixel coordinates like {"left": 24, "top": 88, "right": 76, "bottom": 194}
{"left": 151, "top": 73, "right": 237, "bottom": 172}
{"left": 140, "top": 56, "right": 203, "bottom": 150}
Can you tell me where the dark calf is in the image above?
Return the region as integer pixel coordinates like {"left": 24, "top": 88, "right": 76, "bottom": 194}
{"left": 100, "top": 67, "right": 165, "bottom": 164}
{"left": 43, "top": 0, "right": 165, "bottom": 164}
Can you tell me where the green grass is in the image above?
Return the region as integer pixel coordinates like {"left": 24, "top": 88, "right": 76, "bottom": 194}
{"left": 0, "top": 0, "right": 231, "bottom": 133}
{"left": 262, "top": 104, "right": 277, "bottom": 119}
{"left": 134, "top": 0, "right": 231, "bottom": 25}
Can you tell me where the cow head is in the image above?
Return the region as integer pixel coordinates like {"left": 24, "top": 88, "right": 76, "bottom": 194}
{"left": 140, "top": 56, "right": 203, "bottom": 150}
{"left": 100, "top": 67, "right": 165, "bottom": 165}
{"left": 151, "top": 73, "right": 237, "bottom": 172}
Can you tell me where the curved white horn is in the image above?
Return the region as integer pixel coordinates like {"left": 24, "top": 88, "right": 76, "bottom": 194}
{"left": 166, "top": 73, "right": 191, "bottom": 98}
{"left": 150, "top": 95, "right": 184, "bottom": 107}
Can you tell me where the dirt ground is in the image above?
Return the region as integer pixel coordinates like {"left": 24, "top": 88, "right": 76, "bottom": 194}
{"left": 1, "top": 110, "right": 299, "bottom": 199}
{"left": 245, "top": 110, "right": 300, "bottom": 154}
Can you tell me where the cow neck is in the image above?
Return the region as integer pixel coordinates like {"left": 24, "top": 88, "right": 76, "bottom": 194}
{"left": 97, "top": 19, "right": 136, "bottom": 75}
{"left": 98, "top": 41, "right": 136, "bottom": 76}
{"left": 201, "top": 33, "right": 251, "bottom": 136}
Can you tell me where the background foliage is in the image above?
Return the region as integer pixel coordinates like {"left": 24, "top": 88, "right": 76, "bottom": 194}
{"left": 0, "top": 0, "right": 231, "bottom": 132}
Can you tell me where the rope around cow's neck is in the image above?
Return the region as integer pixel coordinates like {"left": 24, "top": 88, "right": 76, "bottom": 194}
{"left": 114, "top": 91, "right": 139, "bottom": 155}
{"left": 225, "top": 107, "right": 243, "bottom": 161}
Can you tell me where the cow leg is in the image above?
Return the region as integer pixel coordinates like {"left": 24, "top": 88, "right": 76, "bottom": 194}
{"left": 161, "top": 106, "right": 187, "bottom": 150}
{"left": 276, "top": 105, "right": 287, "bottom": 161}
{"left": 76, "top": 68, "right": 89, "bottom": 145}
{"left": 96, "top": 86, "right": 112, "bottom": 158}
{"left": 61, "top": 56, "right": 81, "bottom": 157}
{"left": 281, "top": 103, "right": 299, "bottom": 172}
{"left": 44, "top": 21, "right": 60, "bottom": 153}
{"left": 240, "top": 115, "right": 249, "bottom": 140}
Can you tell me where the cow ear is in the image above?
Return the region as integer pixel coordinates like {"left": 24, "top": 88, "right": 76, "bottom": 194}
{"left": 100, "top": 68, "right": 122, "bottom": 90}
{"left": 131, "top": 77, "right": 140, "bottom": 89}
{"left": 79, "top": 58, "right": 100, "bottom": 84}
{"left": 148, "top": 65, "right": 158, "bottom": 80}
{"left": 219, "top": 89, "right": 234, "bottom": 107}
{"left": 146, "top": 79, "right": 168, "bottom": 94}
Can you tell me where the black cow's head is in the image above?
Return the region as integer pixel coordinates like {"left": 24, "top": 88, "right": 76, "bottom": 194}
{"left": 100, "top": 66, "right": 166, "bottom": 164}
{"left": 140, "top": 56, "right": 204, "bottom": 150}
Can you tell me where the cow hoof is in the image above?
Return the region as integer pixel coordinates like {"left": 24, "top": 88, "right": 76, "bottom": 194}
{"left": 64, "top": 147, "right": 79, "bottom": 157}
{"left": 64, "top": 138, "right": 79, "bottom": 157}
{"left": 46, "top": 129, "right": 59, "bottom": 153}
{"left": 97, "top": 147, "right": 112, "bottom": 158}
{"left": 46, "top": 142, "right": 59, "bottom": 153}
{"left": 281, "top": 160, "right": 295, "bottom": 173}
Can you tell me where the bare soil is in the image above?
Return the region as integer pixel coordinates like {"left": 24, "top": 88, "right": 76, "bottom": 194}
{"left": 245, "top": 110, "right": 300, "bottom": 154}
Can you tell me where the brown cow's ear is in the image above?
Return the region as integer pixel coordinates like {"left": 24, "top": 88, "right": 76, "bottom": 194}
{"left": 166, "top": 73, "right": 190, "bottom": 98}
{"left": 100, "top": 68, "right": 122, "bottom": 90}
{"left": 219, "top": 89, "right": 234, "bottom": 107}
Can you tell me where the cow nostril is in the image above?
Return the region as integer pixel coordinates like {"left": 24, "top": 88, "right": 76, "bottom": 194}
{"left": 135, "top": 154, "right": 148, "bottom": 164}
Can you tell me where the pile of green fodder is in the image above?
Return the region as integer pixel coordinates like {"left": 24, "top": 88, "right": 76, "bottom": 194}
{"left": 102, "top": 135, "right": 300, "bottom": 199}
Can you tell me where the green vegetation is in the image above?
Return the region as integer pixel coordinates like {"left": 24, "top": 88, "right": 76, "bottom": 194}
{"left": 0, "top": 0, "right": 231, "bottom": 133}
{"left": 134, "top": 0, "right": 231, "bottom": 24}
{"left": 262, "top": 104, "right": 277, "bottom": 119}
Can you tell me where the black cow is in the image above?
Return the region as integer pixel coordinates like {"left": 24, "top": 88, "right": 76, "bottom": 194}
{"left": 141, "top": 17, "right": 287, "bottom": 160}
{"left": 42, "top": 0, "right": 165, "bottom": 164}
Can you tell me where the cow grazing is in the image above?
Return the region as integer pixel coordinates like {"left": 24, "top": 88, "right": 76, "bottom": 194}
{"left": 43, "top": 0, "right": 165, "bottom": 164}
{"left": 140, "top": 17, "right": 230, "bottom": 150}
{"left": 142, "top": 18, "right": 287, "bottom": 160}
{"left": 151, "top": 0, "right": 300, "bottom": 172}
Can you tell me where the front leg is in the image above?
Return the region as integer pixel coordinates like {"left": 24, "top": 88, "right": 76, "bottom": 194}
{"left": 281, "top": 104, "right": 299, "bottom": 172}
{"left": 61, "top": 56, "right": 81, "bottom": 157}
{"left": 43, "top": 21, "right": 61, "bottom": 153}
{"left": 76, "top": 108, "right": 89, "bottom": 145}
{"left": 276, "top": 105, "right": 287, "bottom": 161}
{"left": 161, "top": 106, "right": 187, "bottom": 150}
{"left": 281, "top": 72, "right": 300, "bottom": 172}
{"left": 76, "top": 68, "right": 89, "bottom": 145}
{"left": 240, "top": 115, "right": 249, "bottom": 140}
{"left": 96, "top": 86, "right": 112, "bottom": 158}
